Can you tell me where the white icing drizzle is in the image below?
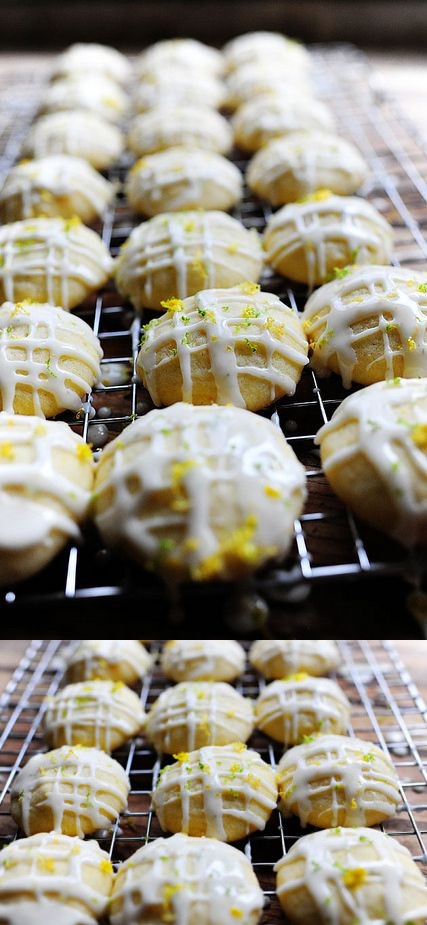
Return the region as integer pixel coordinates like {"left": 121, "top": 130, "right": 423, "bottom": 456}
{"left": 249, "top": 639, "right": 340, "bottom": 677}
{"left": 247, "top": 131, "right": 368, "bottom": 204}
{"left": 53, "top": 43, "right": 132, "bottom": 85}
{"left": 146, "top": 682, "right": 253, "bottom": 754}
{"left": 43, "top": 679, "right": 146, "bottom": 752}
{"left": 0, "top": 300, "right": 102, "bottom": 416}
{"left": 303, "top": 264, "right": 427, "bottom": 387}
{"left": 138, "top": 285, "right": 308, "bottom": 408}
{"left": 153, "top": 743, "right": 277, "bottom": 840}
{"left": 133, "top": 67, "right": 226, "bottom": 114}
{"left": 67, "top": 639, "right": 152, "bottom": 681}
{"left": 277, "top": 734, "right": 400, "bottom": 827}
{"left": 115, "top": 211, "right": 263, "bottom": 311}
{"left": 226, "top": 64, "right": 312, "bottom": 109}
{"left": 11, "top": 744, "right": 130, "bottom": 837}
{"left": 223, "top": 31, "right": 311, "bottom": 73}
{"left": 42, "top": 74, "right": 128, "bottom": 124}
{"left": 263, "top": 194, "right": 393, "bottom": 288}
{"left": 93, "top": 403, "right": 306, "bottom": 579}
{"left": 315, "top": 377, "right": 427, "bottom": 545}
{"left": 0, "top": 155, "right": 114, "bottom": 223}
{"left": 0, "top": 831, "right": 113, "bottom": 923}
{"left": 233, "top": 95, "right": 334, "bottom": 152}
{"left": 126, "top": 147, "right": 242, "bottom": 215}
{"left": 0, "top": 412, "right": 92, "bottom": 551}
{"left": 0, "top": 217, "right": 112, "bottom": 310}
{"left": 255, "top": 677, "right": 350, "bottom": 744}
{"left": 128, "top": 105, "right": 232, "bottom": 157}
{"left": 161, "top": 639, "right": 245, "bottom": 682}
{"left": 23, "top": 111, "right": 124, "bottom": 170}
{"left": 136, "top": 39, "right": 223, "bottom": 77}
{"left": 275, "top": 826, "right": 427, "bottom": 925}
{"left": 110, "top": 833, "right": 264, "bottom": 925}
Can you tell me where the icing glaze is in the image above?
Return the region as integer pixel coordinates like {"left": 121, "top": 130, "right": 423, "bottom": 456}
{"left": 255, "top": 677, "right": 350, "bottom": 744}
{"left": 67, "top": 639, "right": 152, "bottom": 682}
{"left": 42, "top": 74, "right": 128, "bottom": 124}
{"left": 11, "top": 744, "right": 130, "bottom": 837}
{"left": 233, "top": 95, "right": 334, "bottom": 152}
{"left": 93, "top": 403, "right": 307, "bottom": 581}
{"left": 110, "top": 833, "right": 264, "bottom": 925}
{"left": 152, "top": 743, "right": 277, "bottom": 840}
{"left": 128, "top": 106, "right": 232, "bottom": 157}
{"left": 263, "top": 194, "right": 393, "bottom": 288}
{"left": 0, "top": 300, "right": 102, "bottom": 416}
{"left": 226, "top": 64, "right": 312, "bottom": 109}
{"left": 53, "top": 42, "right": 132, "bottom": 85}
{"left": 223, "top": 31, "right": 311, "bottom": 73}
{"left": 0, "top": 155, "right": 115, "bottom": 223}
{"left": 23, "top": 111, "right": 124, "bottom": 170}
{"left": 43, "top": 679, "right": 146, "bottom": 752}
{"left": 136, "top": 39, "right": 223, "bottom": 77}
{"left": 303, "top": 264, "right": 427, "bottom": 386}
{"left": 277, "top": 734, "right": 400, "bottom": 827}
{"left": 249, "top": 639, "right": 341, "bottom": 677}
{"left": 145, "top": 681, "right": 253, "bottom": 754}
{"left": 137, "top": 285, "right": 308, "bottom": 408}
{"left": 134, "top": 67, "right": 226, "bottom": 114}
{"left": 161, "top": 639, "right": 245, "bottom": 682}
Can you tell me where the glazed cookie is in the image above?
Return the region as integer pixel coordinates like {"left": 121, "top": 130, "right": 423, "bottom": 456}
{"left": 53, "top": 42, "right": 132, "bottom": 85}
{"left": 0, "top": 155, "right": 115, "bottom": 224}
{"left": 0, "top": 414, "right": 93, "bottom": 586}
{"left": 126, "top": 148, "right": 242, "bottom": 216}
{"left": 152, "top": 742, "right": 277, "bottom": 841}
{"left": 114, "top": 211, "right": 262, "bottom": 311}
{"left": 10, "top": 744, "right": 130, "bottom": 837}
{"left": 66, "top": 639, "right": 152, "bottom": 684}
{"left": 22, "top": 111, "right": 124, "bottom": 170}
{"left": 41, "top": 74, "right": 128, "bottom": 125}
{"left": 145, "top": 682, "right": 253, "bottom": 754}
{"left": 0, "top": 832, "right": 114, "bottom": 923}
{"left": 225, "top": 64, "right": 312, "bottom": 111}
{"left": 275, "top": 827, "right": 427, "bottom": 925}
{"left": 133, "top": 66, "right": 226, "bottom": 114}
{"left": 255, "top": 676, "right": 350, "bottom": 745}
{"left": 223, "top": 31, "right": 311, "bottom": 74}
{"left": 109, "top": 833, "right": 264, "bottom": 925}
{"left": 92, "top": 403, "right": 306, "bottom": 583}
{"left": 136, "top": 39, "right": 223, "bottom": 78}
{"left": 233, "top": 96, "right": 334, "bottom": 153}
{"left": 263, "top": 192, "right": 393, "bottom": 287}
{"left": 277, "top": 734, "right": 400, "bottom": 827}
{"left": 137, "top": 284, "right": 308, "bottom": 410}
{"left": 161, "top": 639, "right": 245, "bottom": 682}
{"left": 316, "top": 377, "right": 427, "bottom": 546}
{"left": 43, "top": 680, "right": 145, "bottom": 752}
{"left": 128, "top": 106, "right": 232, "bottom": 157}
{"left": 302, "top": 265, "right": 427, "bottom": 387}
{"left": 0, "top": 300, "right": 102, "bottom": 417}
{"left": 247, "top": 131, "right": 369, "bottom": 205}
{"left": 249, "top": 639, "right": 341, "bottom": 678}
{"left": 0, "top": 217, "right": 112, "bottom": 309}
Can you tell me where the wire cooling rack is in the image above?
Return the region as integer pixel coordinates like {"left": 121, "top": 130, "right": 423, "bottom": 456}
{"left": 0, "top": 639, "right": 427, "bottom": 924}
{"left": 0, "top": 45, "right": 427, "bottom": 614}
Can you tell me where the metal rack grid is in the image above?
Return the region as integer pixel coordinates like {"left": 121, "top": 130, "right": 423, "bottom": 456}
{"left": 0, "top": 45, "right": 427, "bottom": 610}
{"left": 1, "top": 639, "right": 427, "bottom": 924}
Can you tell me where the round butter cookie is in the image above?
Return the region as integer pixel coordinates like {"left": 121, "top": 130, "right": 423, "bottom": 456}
{"left": 277, "top": 734, "right": 399, "bottom": 828}
{"left": 0, "top": 217, "right": 112, "bottom": 310}
{"left": 53, "top": 42, "right": 132, "bottom": 85}
{"left": 223, "top": 31, "right": 311, "bottom": 74}
{"left": 247, "top": 131, "right": 368, "bottom": 206}
{"left": 0, "top": 414, "right": 93, "bottom": 586}
{"left": 137, "top": 284, "right": 308, "bottom": 410}
{"left": 161, "top": 639, "right": 245, "bottom": 682}
{"left": 41, "top": 74, "right": 128, "bottom": 125}
{"left": 275, "top": 826, "right": 427, "bottom": 925}
{"left": 43, "top": 679, "right": 145, "bottom": 752}
{"left": 152, "top": 742, "right": 277, "bottom": 841}
{"left": 233, "top": 96, "right": 334, "bottom": 153}
{"left": 0, "top": 155, "right": 114, "bottom": 224}
{"left": 316, "top": 377, "right": 427, "bottom": 546}
{"left": 136, "top": 39, "right": 223, "bottom": 78}
{"left": 0, "top": 831, "right": 114, "bottom": 924}
{"left": 109, "top": 833, "right": 264, "bottom": 925}
{"left": 225, "top": 64, "right": 312, "bottom": 111}
{"left": 263, "top": 192, "right": 393, "bottom": 287}
{"left": 22, "top": 111, "right": 124, "bottom": 170}
{"left": 114, "top": 211, "right": 262, "bottom": 311}
{"left": 126, "top": 148, "right": 242, "bottom": 216}
{"left": 133, "top": 66, "right": 226, "bottom": 114}
{"left": 10, "top": 744, "right": 130, "bottom": 837}
{"left": 128, "top": 106, "right": 232, "bottom": 157}
{"left": 303, "top": 265, "right": 427, "bottom": 387}
{"left": 66, "top": 639, "right": 152, "bottom": 684}
{"left": 0, "top": 300, "right": 102, "bottom": 417}
{"left": 146, "top": 682, "right": 253, "bottom": 754}
{"left": 92, "top": 403, "right": 307, "bottom": 583}
{"left": 249, "top": 639, "right": 341, "bottom": 678}
{"left": 255, "top": 676, "right": 350, "bottom": 745}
